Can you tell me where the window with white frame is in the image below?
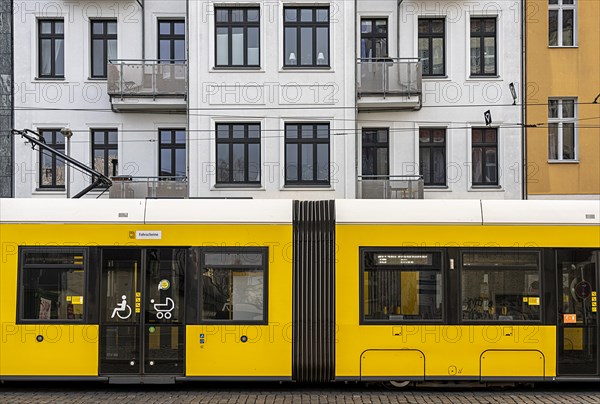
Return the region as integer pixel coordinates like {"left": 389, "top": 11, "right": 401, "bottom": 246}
{"left": 548, "top": 98, "right": 577, "bottom": 161}
{"left": 549, "top": 0, "right": 576, "bottom": 47}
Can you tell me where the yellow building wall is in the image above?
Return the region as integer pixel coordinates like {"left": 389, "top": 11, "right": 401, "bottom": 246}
{"left": 526, "top": 0, "right": 600, "bottom": 196}
{"left": 0, "top": 223, "right": 292, "bottom": 377}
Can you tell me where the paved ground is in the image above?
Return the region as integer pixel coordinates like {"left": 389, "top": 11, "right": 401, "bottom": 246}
{"left": 1, "top": 382, "right": 600, "bottom": 403}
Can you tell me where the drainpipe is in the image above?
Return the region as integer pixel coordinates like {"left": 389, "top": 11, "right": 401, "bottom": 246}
{"left": 397, "top": 0, "right": 403, "bottom": 59}
{"left": 521, "top": 0, "right": 527, "bottom": 199}
{"left": 355, "top": 0, "right": 359, "bottom": 198}
{"left": 136, "top": 0, "right": 145, "bottom": 59}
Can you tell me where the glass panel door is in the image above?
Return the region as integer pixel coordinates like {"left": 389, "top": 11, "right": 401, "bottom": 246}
{"left": 144, "top": 248, "right": 185, "bottom": 374}
{"left": 557, "top": 250, "right": 599, "bottom": 376}
{"left": 100, "top": 249, "right": 142, "bottom": 374}
{"left": 100, "top": 248, "right": 185, "bottom": 376}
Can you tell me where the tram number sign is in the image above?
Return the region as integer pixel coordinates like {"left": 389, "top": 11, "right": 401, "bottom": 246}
{"left": 575, "top": 281, "right": 592, "bottom": 300}
{"left": 564, "top": 314, "right": 577, "bottom": 324}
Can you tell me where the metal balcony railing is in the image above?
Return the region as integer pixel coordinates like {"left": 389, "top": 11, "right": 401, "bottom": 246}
{"left": 357, "top": 175, "right": 424, "bottom": 199}
{"left": 107, "top": 60, "right": 187, "bottom": 98}
{"left": 357, "top": 58, "right": 422, "bottom": 98}
{"left": 109, "top": 176, "right": 188, "bottom": 199}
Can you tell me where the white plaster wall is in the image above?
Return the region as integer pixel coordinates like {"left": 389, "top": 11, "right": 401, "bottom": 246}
{"left": 13, "top": 0, "right": 186, "bottom": 198}
{"left": 188, "top": 0, "right": 356, "bottom": 199}
{"left": 356, "top": 0, "right": 523, "bottom": 199}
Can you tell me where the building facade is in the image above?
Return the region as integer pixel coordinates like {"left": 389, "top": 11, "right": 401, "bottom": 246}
{"left": 525, "top": 0, "right": 600, "bottom": 199}
{"left": 11, "top": 0, "right": 526, "bottom": 200}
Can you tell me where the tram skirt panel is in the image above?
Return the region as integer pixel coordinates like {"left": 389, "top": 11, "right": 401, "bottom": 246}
{"left": 292, "top": 200, "right": 336, "bottom": 383}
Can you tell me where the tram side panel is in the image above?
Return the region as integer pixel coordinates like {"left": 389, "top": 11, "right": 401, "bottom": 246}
{"left": 332, "top": 223, "right": 590, "bottom": 382}
{"left": 0, "top": 223, "right": 103, "bottom": 378}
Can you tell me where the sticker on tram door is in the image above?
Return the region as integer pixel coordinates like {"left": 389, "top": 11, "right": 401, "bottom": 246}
{"left": 564, "top": 314, "right": 577, "bottom": 323}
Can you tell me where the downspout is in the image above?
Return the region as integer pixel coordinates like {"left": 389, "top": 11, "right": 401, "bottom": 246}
{"left": 397, "top": 0, "right": 403, "bottom": 59}
{"left": 521, "top": 0, "right": 527, "bottom": 199}
{"left": 355, "top": 0, "right": 358, "bottom": 198}
{"left": 136, "top": 0, "right": 145, "bottom": 59}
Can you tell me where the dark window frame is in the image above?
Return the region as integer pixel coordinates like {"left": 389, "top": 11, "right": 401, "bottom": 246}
{"left": 283, "top": 6, "right": 330, "bottom": 68}
{"left": 419, "top": 128, "right": 447, "bottom": 186}
{"left": 459, "top": 249, "right": 543, "bottom": 324}
{"left": 157, "top": 19, "right": 186, "bottom": 63}
{"left": 198, "top": 247, "right": 269, "bottom": 325}
{"left": 38, "top": 19, "right": 64, "bottom": 79}
{"left": 90, "top": 19, "right": 117, "bottom": 79}
{"left": 38, "top": 129, "right": 65, "bottom": 189}
{"left": 158, "top": 129, "right": 186, "bottom": 178}
{"left": 470, "top": 17, "right": 497, "bottom": 76}
{"left": 215, "top": 123, "right": 261, "bottom": 185}
{"left": 359, "top": 247, "right": 445, "bottom": 325}
{"left": 17, "top": 247, "right": 89, "bottom": 325}
{"left": 361, "top": 128, "right": 389, "bottom": 177}
{"left": 418, "top": 18, "right": 445, "bottom": 77}
{"left": 360, "top": 18, "right": 388, "bottom": 59}
{"left": 284, "top": 123, "right": 330, "bottom": 186}
{"left": 471, "top": 127, "right": 499, "bottom": 186}
{"left": 214, "top": 7, "right": 260, "bottom": 68}
{"left": 91, "top": 129, "right": 118, "bottom": 177}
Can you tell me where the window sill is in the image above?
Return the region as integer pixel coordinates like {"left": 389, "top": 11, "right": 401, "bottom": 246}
{"left": 468, "top": 185, "right": 503, "bottom": 191}
{"left": 212, "top": 184, "right": 264, "bottom": 190}
{"left": 212, "top": 66, "right": 263, "bottom": 72}
{"left": 281, "top": 66, "right": 332, "bottom": 72}
{"left": 33, "top": 188, "right": 66, "bottom": 195}
{"left": 34, "top": 77, "right": 66, "bottom": 82}
{"left": 467, "top": 75, "right": 501, "bottom": 81}
{"left": 422, "top": 75, "right": 449, "bottom": 80}
{"left": 548, "top": 45, "right": 578, "bottom": 49}
{"left": 86, "top": 77, "right": 108, "bottom": 81}
{"left": 424, "top": 185, "right": 450, "bottom": 191}
{"left": 282, "top": 184, "right": 333, "bottom": 190}
{"left": 548, "top": 159, "right": 579, "bottom": 164}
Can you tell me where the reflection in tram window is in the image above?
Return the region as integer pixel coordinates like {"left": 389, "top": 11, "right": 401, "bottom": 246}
{"left": 200, "top": 250, "right": 267, "bottom": 323}
{"left": 20, "top": 250, "right": 86, "bottom": 321}
{"left": 361, "top": 250, "right": 443, "bottom": 322}
{"left": 461, "top": 251, "right": 541, "bottom": 322}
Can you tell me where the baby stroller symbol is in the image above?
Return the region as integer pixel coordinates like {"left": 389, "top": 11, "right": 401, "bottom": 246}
{"left": 151, "top": 297, "right": 175, "bottom": 319}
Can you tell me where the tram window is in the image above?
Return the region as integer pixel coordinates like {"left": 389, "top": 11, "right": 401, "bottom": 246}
{"left": 200, "top": 250, "right": 267, "bottom": 323}
{"left": 461, "top": 251, "right": 541, "bottom": 322}
{"left": 19, "top": 250, "right": 86, "bottom": 322}
{"left": 361, "top": 250, "right": 443, "bottom": 322}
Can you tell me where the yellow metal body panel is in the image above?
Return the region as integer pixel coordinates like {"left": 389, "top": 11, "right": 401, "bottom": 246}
{"left": 0, "top": 223, "right": 292, "bottom": 377}
{"left": 480, "top": 350, "right": 545, "bottom": 378}
{"left": 334, "top": 224, "right": 592, "bottom": 379}
{"left": 361, "top": 349, "right": 424, "bottom": 378}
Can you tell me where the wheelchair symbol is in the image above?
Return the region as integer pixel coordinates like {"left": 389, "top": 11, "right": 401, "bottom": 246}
{"left": 151, "top": 297, "right": 175, "bottom": 319}
{"left": 111, "top": 295, "right": 132, "bottom": 320}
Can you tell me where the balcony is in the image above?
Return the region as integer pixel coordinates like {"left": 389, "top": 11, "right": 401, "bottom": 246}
{"left": 109, "top": 176, "right": 188, "bottom": 198}
{"left": 107, "top": 60, "right": 187, "bottom": 112}
{"left": 356, "top": 58, "right": 422, "bottom": 111}
{"left": 357, "top": 175, "right": 424, "bottom": 199}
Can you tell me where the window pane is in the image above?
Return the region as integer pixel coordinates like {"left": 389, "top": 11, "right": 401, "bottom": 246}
{"left": 548, "top": 99, "right": 559, "bottom": 118}
{"left": 54, "top": 39, "right": 65, "bottom": 76}
{"left": 376, "top": 147, "right": 388, "bottom": 176}
{"left": 107, "top": 22, "right": 117, "bottom": 35}
{"left": 232, "top": 125, "right": 244, "bottom": 138}
{"left": 55, "top": 22, "right": 64, "bottom": 34}
{"left": 563, "top": 10, "right": 574, "bottom": 46}
{"left": 161, "top": 149, "right": 172, "bottom": 176}
{"left": 174, "top": 40, "right": 185, "bottom": 61}
{"left": 419, "top": 147, "right": 431, "bottom": 183}
{"left": 41, "top": 21, "right": 52, "bottom": 34}
{"left": 159, "top": 40, "right": 171, "bottom": 61}
{"left": 216, "top": 28, "right": 229, "bottom": 65}
{"left": 432, "top": 37, "right": 444, "bottom": 75}
{"left": 93, "top": 131, "right": 106, "bottom": 144}
{"left": 41, "top": 151, "right": 53, "bottom": 186}
{"left": 548, "top": 123, "right": 559, "bottom": 159}
{"left": 301, "top": 144, "right": 313, "bottom": 181}
{"left": 248, "top": 124, "right": 260, "bottom": 138}
{"left": 248, "top": 143, "right": 260, "bottom": 182}
{"left": 248, "top": 27, "right": 259, "bottom": 65}
{"left": 107, "top": 39, "right": 117, "bottom": 63}
{"left": 286, "top": 125, "right": 298, "bottom": 138}
{"left": 216, "top": 10, "right": 228, "bottom": 23}
{"left": 563, "top": 123, "right": 575, "bottom": 159}
{"left": 418, "top": 38, "right": 430, "bottom": 75}
{"left": 432, "top": 20, "right": 444, "bottom": 33}
{"left": 217, "top": 144, "right": 230, "bottom": 182}
{"left": 362, "top": 20, "right": 372, "bottom": 34}
{"left": 316, "top": 9, "right": 329, "bottom": 22}
{"left": 316, "top": 27, "right": 328, "bottom": 65}
{"left": 175, "top": 149, "right": 185, "bottom": 176}
{"left": 92, "top": 39, "right": 105, "bottom": 77}
{"left": 470, "top": 38, "right": 480, "bottom": 75}
{"left": 300, "top": 9, "right": 313, "bottom": 22}
{"left": 472, "top": 129, "right": 483, "bottom": 143}
{"left": 419, "top": 131, "right": 430, "bottom": 143}
{"left": 22, "top": 267, "right": 85, "bottom": 320}
{"left": 316, "top": 143, "right": 328, "bottom": 181}
{"left": 286, "top": 144, "right": 298, "bottom": 181}
{"left": 485, "top": 148, "right": 497, "bottom": 183}
{"left": 483, "top": 37, "right": 495, "bottom": 74}
{"left": 484, "top": 19, "right": 495, "bottom": 33}
{"left": 301, "top": 125, "right": 313, "bottom": 139}
{"left": 285, "top": 28, "right": 297, "bottom": 65}
{"left": 160, "top": 130, "right": 171, "bottom": 144}
{"left": 432, "top": 148, "right": 446, "bottom": 185}
{"left": 41, "top": 39, "right": 52, "bottom": 76}
{"left": 231, "top": 27, "right": 244, "bottom": 65}
{"left": 485, "top": 129, "right": 497, "bottom": 143}
{"left": 232, "top": 144, "right": 245, "bottom": 182}
{"left": 562, "top": 99, "right": 575, "bottom": 118}
{"left": 174, "top": 22, "right": 185, "bottom": 35}
{"left": 300, "top": 27, "right": 313, "bottom": 65}
{"left": 231, "top": 9, "right": 243, "bottom": 23}
{"left": 217, "top": 125, "right": 229, "bottom": 139}
{"left": 472, "top": 147, "right": 483, "bottom": 183}
{"left": 363, "top": 270, "right": 442, "bottom": 321}
{"left": 461, "top": 254, "right": 540, "bottom": 321}
{"left": 175, "top": 130, "right": 186, "bottom": 144}
{"left": 549, "top": 10, "right": 558, "bottom": 46}
{"left": 316, "top": 125, "right": 329, "bottom": 139}
{"left": 285, "top": 9, "right": 297, "bottom": 22}
{"left": 94, "top": 149, "right": 105, "bottom": 174}
{"left": 92, "top": 22, "right": 104, "bottom": 35}
{"left": 247, "top": 9, "right": 259, "bottom": 22}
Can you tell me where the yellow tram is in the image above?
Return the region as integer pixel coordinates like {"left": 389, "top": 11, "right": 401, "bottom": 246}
{"left": 0, "top": 198, "right": 598, "bottom": 384}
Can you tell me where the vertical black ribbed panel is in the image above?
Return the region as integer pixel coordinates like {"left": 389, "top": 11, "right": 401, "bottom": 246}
{"left": 292, "top": 200, "right": 335, "bottom": 383}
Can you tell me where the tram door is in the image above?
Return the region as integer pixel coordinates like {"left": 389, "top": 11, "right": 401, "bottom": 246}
{"left": 557, "top": 250, "right": 599, "bottom": 376}
{"left": 99, "top": 248, "right": 185, "bottom": 378}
